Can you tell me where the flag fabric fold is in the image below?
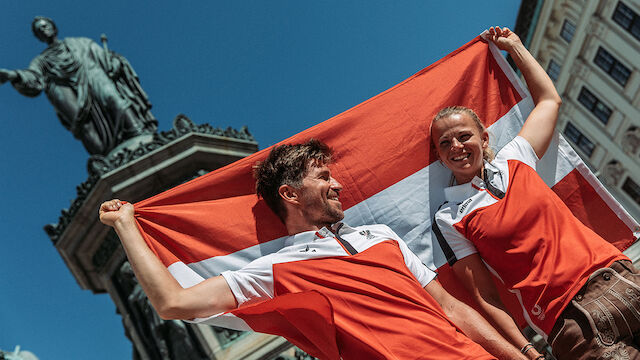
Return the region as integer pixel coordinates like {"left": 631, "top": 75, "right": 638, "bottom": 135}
{"left": 133, "top": 35, "right": 639, "bottom": 344}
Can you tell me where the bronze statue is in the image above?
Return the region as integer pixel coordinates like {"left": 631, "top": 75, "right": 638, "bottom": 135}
{"left": 0, "top": 16, "right": 157, "bottom": 155}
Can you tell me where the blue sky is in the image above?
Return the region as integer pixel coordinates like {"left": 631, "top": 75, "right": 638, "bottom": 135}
{"left": 0, "top": 1, "right": 519, "bottom": 358}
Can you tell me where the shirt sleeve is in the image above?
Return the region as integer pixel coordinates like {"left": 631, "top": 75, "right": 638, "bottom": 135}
{"left": 434, "top": 209, "right": 478, "bottom": 263}
{"left": 221, "top": 255, "right": 275, "bottom": 307}
{"left": 496, "top": 135, "right": 539, "bottom": 170}
{"left": 381, "top": 225, "right": 437, "bottom": 287}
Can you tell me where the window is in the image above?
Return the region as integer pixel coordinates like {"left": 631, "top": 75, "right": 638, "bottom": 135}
{"left": 564, "top": 122, "right": 595, "bottom": 156}
{"left": 593, "top": 47, "right": 632, "bottom": 86}
{"left": 622, "top": 177, "right": 640, "bottom": 206}
{"left": 577, "top": 87, "right": 612, "bottom": 125}
{"left": 547, "top": 59, "right": 561, "bottom": 81}
{"left": 560, "top": 19, "right": 576, "bottom": 42}
{"left": 613, "top": 1, "right": 640, "bottom": 41}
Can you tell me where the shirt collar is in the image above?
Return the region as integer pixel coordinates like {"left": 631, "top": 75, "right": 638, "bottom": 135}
{"left": 443, "top": 180, "right": 478, "bottom": 203}
{"left": 443, "top": 161, "right": 497, "bottom": 203}
{"left": 284, "top": 222, "right": 353, "bottom": 247}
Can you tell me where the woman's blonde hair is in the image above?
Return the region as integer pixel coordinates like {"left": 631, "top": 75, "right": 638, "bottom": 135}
{"left": 431, "top": 106, "right": 495, "bottom": 162}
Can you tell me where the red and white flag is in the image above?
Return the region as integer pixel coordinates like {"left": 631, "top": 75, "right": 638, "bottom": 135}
{"left": 133, "top": 35, "right": 639, "bottom": 357}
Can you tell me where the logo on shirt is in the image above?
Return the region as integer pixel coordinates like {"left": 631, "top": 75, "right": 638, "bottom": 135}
{"left": 359, "top": 230, "right": 375, "bottom": 239}
{"left": 300, "top": 245, "right": 316, "bottom": 253}
{"left": 458, "top": 198, "right": 473, "bottom": 214}
{"left": 531, "top": 304, "right": 545, "bottom": 321}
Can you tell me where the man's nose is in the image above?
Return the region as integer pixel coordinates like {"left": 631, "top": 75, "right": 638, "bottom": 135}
{"left": 330, "top": 177, "right": 343, "bottom": 192}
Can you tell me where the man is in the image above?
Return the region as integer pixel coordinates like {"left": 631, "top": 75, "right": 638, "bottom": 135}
{"left": 0, "top": 16, "right": 156, "bottom": 155}
{"left": 100, "top": 139, "right": 526, "bottom": 359}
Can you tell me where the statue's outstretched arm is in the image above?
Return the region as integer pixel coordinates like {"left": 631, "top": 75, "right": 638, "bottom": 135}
{"left": 0, "top": 60, "right": 45, "bottom": 98}
{"left": 0, "top": 69, "right": 18, "bottom": 84}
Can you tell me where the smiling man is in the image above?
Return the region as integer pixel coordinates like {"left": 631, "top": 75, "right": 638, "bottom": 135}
{"left": 100, "top": 139, "right": 525, "bottom": 359}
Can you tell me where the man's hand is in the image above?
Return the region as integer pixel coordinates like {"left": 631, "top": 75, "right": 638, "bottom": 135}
{"left": 99, "top": 197, "right": 238, "bottom": 320}
{"left": 99, "top": 199, "right": 134, "bottom": 228}
{"left": 486, "top": 26, "right": 523, "bottom": 53}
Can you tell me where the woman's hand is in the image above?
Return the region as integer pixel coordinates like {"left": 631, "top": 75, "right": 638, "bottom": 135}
{"left": 487, "top": 26, "right": 523, "bottom": 53}
{"left": 99, "top": 199, "right": 134, "bottom": 228}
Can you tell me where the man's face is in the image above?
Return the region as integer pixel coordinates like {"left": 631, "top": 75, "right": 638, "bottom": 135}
{"left": 34, "top": 19, "right": 56, "bottom": 43}
{"left": 297, "top": 162, "right": 344, "bottom": 228}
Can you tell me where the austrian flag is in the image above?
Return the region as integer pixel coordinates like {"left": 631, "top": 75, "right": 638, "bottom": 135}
{"left": 133, "top": 35, "right": 639, "bottom": 357}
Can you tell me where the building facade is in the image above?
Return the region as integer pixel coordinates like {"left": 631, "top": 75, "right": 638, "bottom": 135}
{"left": 514, "top": 0, "right": 640, "bottom": 227}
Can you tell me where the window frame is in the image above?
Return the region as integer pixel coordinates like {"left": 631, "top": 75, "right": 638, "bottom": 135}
{"left": 560, "top": 19, "right": 576, "bottom": 43}
{"left": 577, "top": 87, "right": 612, "bottom": 125}
{"left": 612, "top": 1, "right": 640, "bottom": 41}
{"left": 593, "top": 47, "right": 631, "bottom": 87}
{"left": 622, "top": 177, "right": 640, "bottom": 206}
{"left": 564, "top": 122, "right": 596, "bottom": 157}
{"left": 547, "top": 59, "right": 562, "bottom": 81}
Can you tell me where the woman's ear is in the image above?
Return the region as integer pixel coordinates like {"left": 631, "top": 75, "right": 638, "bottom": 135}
{"left": 482, "top": 130, "right": 490, "bottom": 149}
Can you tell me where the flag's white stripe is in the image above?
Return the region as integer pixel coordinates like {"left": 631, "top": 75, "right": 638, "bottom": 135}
{"left": 188, "top": 310, "right": 252, "bottom": 331}
{"left": 188, "top": 237, "right": 289, "bottom": 278}
{"left": 167, "top": 261, "right": 254, "bottom": 330}
{"left": 168, "top": 261, "right": 206, "bottom": 288}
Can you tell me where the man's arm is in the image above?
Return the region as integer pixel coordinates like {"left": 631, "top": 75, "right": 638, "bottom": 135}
{"left": 100, "top": 199, "right": 237, "bottom": 320}
{"left": 451, "top": 254, "right": 542, "bottom": 360}
{"left": 424, "top": 280, "right": 528, "bottom": 360}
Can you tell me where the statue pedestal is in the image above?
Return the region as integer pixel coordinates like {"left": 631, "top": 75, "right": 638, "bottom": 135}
{"left": 107, "top": 133, "right": 155, "bottom": 156}
{"left": 50, "top": 116, "right": 294, "bottom": 359}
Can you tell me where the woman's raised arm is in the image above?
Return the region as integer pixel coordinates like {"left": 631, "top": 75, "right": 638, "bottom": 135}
{"left": 487, "top": 26, "right": 562, "bottom": 159}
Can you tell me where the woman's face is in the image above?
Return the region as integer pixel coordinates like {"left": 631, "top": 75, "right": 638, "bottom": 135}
{"left": 431, "top": 112, "right": 489, "bottom": 184}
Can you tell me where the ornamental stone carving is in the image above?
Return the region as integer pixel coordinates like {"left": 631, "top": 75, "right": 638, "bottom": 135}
{"left": 622, "top": 127, "right": 640, "bottom": 156}
{"left": 601, "top": 161, "right": 625, "bottom": 187}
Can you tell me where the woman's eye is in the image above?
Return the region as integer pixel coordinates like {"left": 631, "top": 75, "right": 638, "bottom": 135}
{"left": 440, "top": 140, "right": 450, "bottom": 147}
{"left": 460, "top": 134, "right": 471, "bottom": 141}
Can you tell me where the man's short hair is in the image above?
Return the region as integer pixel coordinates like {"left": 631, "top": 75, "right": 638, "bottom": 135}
{"left": 254, "top": 139, "right": 333, "bottom": 221}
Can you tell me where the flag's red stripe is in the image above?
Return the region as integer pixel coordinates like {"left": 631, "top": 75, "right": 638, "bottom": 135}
{"left": 232, "top": 291, "right": 340, "bottom": 360}
{"left": 135, "top": 37, "right": 523, "bottom": 265}
{"left": 551, "top": 168, "right": 636, "bottom": 250}
{"left": 136, "top": 197, "right": 286, "bottom": 265}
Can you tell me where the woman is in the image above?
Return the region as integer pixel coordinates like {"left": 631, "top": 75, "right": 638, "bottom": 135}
{"left": 431, "top": 27, "right": 638, "bottom": 360}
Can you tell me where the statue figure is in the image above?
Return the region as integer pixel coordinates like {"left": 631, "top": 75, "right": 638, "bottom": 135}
{"left": 0, "top": 16, "right": 157, "bottom": 155}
